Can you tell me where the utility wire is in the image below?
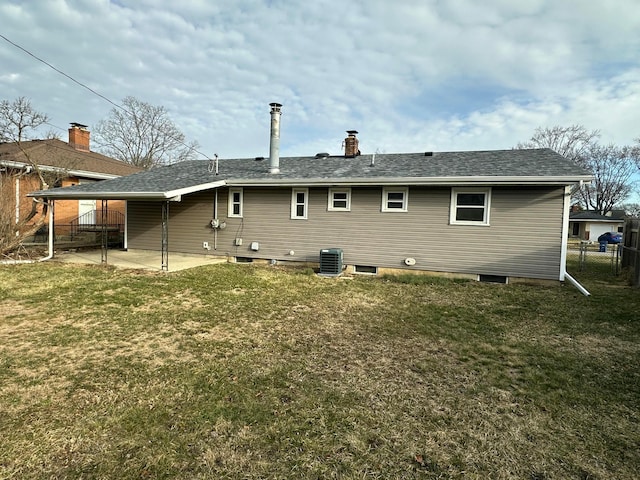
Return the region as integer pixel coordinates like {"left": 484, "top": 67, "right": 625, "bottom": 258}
{"left": 0, "top": 33, "right": 213, "bottom": 161}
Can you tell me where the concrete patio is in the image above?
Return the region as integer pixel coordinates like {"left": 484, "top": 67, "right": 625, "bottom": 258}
{"left": 52, "top": 248, "right": 228, "bottom": 272}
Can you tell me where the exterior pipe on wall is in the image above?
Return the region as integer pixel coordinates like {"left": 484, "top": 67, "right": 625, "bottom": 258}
{"left": 214, "top": 190, "right": 218, "bottom": 250}
{"left": 269, "top": 103, "right": 282, "bottom": 174}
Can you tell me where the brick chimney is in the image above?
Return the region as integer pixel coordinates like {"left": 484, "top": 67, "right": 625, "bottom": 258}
{"left": 68, "top": 123, "right": 90, "bottom": 151}
{"left": 343, "top": 130, "right": 360, "bottom": 157}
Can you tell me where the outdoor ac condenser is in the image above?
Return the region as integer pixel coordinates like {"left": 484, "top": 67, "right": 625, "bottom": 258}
{"left": 319, "top": 248, "right": 343, "bottom": 276}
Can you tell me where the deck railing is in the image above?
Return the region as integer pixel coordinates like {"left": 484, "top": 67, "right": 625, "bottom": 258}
{"left": 70, "top": 210, "right": 125, "bottom": 239}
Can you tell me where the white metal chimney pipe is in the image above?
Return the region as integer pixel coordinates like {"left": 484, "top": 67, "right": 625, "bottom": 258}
{"left": 269, "top": 102, "right": 282, "bottom": 174}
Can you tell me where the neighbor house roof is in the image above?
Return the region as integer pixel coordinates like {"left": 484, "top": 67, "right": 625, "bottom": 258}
{"left": 29, "top": 148, "right": 592, "bottom": 200}
{"left": 0, "top": 138, "right": 142, "bottom": 179}
{"left": 570, "top": 211, "right": 625, "bottom": 222}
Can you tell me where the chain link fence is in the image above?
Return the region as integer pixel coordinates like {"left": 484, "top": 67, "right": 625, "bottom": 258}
{"left": 567, "top": 242, "right": 622, "bottom": 277}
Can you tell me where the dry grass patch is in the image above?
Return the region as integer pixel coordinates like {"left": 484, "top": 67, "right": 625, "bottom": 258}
{"left": 0, "top": 262, "right": 638, "bottom": 479}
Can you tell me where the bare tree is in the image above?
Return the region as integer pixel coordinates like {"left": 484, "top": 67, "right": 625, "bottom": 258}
{"left": 516, "top": 125, "right": 639, "bottom": 215}
{"left": 93, "top": 96, "right": 200, "bottom": 169}
{"left": 576, "top": 144, "right": 637, "bottom": 215}
{"left": 0, "top": 97, "right": 54, "bottom": 256}
{"left": 0, "top": 96, "right": 49, "bottom": 142}
{"left": 619, "top": 202, "right": 640, "bottom": 218}
{"left": 515, "top": 124, "right": 600, "bottom": 166}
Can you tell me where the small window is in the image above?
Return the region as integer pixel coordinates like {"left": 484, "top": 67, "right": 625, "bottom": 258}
{"left": 291, "top": 188, "right": 308, "bottom": 219}
{"left": 328, "top": 188, "right": 351, "bottom": 211}
{"left": 450, "top": 188, "right": 491, "bottom": 225}
{"left": 228, "top": 188, "right": 243, "bottom": 217}
{"left": 382, "top": 187, "right": 408, "bottom": 212}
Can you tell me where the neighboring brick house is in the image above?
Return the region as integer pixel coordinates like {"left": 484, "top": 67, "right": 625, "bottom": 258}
{"left": 0, "top": 123, "right": 141, "bottom": 233}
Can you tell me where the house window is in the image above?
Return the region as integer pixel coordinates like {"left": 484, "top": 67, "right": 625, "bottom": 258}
{"left": 228, "top": 188, "right": 243, "bottom": 217}
{"left": 328, "top": 188, "right": 351, "bottom": 211}
{"left": 291, "top": 188, "right": 308, "bottom": 219}
{"left": 450, "top": 188, "right": 491, "bottom": 225}
{"left": 382, "top": 187, "right": 408, "bottom": 212}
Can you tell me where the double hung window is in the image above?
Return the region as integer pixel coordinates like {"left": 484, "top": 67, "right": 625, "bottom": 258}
{"left": 382, "top": 187, "right": 408, "bottom": 212}
{"left": 291, "top": 188, "right": 308, "bottom": 219}
{"left": 450, "top": 188, "right": 491, "bottom": 225}
{"left": 328, "top": 188, "right": 351, "bottom": 211}
{"left": 228, "top": 188, "right": 243, "bottom": 217}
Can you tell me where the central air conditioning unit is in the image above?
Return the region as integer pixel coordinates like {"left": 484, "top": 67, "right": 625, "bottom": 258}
{"left": 319, "top": 248, "right": 343, "bottom": 276}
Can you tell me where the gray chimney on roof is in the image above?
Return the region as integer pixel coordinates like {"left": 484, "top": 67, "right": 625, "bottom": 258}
{"left": 269, "top": 103, "right": 282, "bottom": 174}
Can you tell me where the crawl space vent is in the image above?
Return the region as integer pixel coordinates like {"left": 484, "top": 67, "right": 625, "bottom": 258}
{"left": 478, "top": 274, "right": 508, "bottom": 284}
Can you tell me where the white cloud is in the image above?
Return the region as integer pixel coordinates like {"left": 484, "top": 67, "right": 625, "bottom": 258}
{"left": 0, "top": 0, "right": 638, "bottom": 161}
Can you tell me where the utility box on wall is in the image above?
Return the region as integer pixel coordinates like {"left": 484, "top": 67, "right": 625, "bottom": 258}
{"left": 319, "top": 248, "right": 343, "bottom": 276}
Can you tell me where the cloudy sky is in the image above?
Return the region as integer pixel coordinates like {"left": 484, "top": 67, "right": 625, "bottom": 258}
{"left": 1, "top": 0, "right": 639, "bottom": 161}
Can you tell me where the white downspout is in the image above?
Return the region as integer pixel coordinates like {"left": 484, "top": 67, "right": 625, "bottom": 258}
{"left": 560, "top": 185, "right": 590, "bottom": 296}
{"left": 38, "top": 200, "right": 55, "bottom": 262}
{"left": 124, "top": 201, "right": 128, "bottom": 250}
{"left": 564, "top": 272, "right": 591, "bottom": 296}
{"left": 15, "top": 177, "right": 20, "bottom": 225}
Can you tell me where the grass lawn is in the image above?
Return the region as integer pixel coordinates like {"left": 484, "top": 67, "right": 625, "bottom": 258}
{"left": 0, "top": 261, "right": 638, "bottom": 479}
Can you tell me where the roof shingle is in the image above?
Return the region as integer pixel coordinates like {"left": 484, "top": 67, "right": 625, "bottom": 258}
{"left": 29, "top": 148, "right": 592, "bottom": 199}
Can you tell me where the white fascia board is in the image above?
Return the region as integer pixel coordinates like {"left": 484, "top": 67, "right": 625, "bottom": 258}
{"left": 67, "top": 169, "right": 120, "bottom": 180}
{"left": 28, "top": 191, "right": 169, "bottom": 200}
{"left": 1, "top": 160, "right": 120, "bottom": 180}
{"left": 227, "top": 175, "right": 593, "bottom": 187}
{"left": 163, "top": 180, "right": 227, "bottom": 198}
{"left": 28, "top": 180, "right": 227, "bottom": 200}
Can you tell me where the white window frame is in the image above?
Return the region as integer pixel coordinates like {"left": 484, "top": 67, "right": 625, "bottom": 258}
{"left": 450, "top": 187, "right": 491, "bottom": 225}
{"left": 328, "top": 188, "right": 351, "bottom": 211}
{"left": 291, "top": 188, "right": 309, "bottom": 219}
{"left": 228, "top": 188, "right": 243, "bottom": 218}
{"left": 381, "top": 187, "right": 408, "bottom": 212}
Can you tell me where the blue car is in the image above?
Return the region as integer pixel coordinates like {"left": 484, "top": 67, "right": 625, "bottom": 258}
{"left": 598, "top": 232, "right": 622, "bottom": 244}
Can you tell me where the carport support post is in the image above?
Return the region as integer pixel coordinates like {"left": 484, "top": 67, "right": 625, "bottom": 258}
{"left": 161, "top": 201, "right": 169, "bottom": 271}
{"left": 101, "top": 199, "right": 108, "bottom": 265}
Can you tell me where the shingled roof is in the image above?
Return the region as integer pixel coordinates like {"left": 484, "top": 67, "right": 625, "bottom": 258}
{"left": 30, "top": 148, "right": 592, "bottom": 200}
{"left": 570, "top": 211, "right": 625, "bottom": 222}
{"left": 0, "top": 138, "right": 142, "bottom": 178}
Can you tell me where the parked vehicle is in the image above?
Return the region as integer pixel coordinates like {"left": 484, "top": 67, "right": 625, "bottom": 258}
{"left": 598, "top": 232, "right": 622, "bottom": 244}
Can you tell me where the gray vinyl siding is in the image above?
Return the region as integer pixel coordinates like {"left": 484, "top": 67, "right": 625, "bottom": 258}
{"left": 127, "top": 185, "right": 565, "bottom": 280}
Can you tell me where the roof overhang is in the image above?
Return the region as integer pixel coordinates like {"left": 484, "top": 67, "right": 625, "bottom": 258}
{"left": 27, "top": 175, "right": 592, "bottom": 200}
{"left": 1, "top": 159, "right": 120, "bottom": 180}
{"left": 27, "top": 180, "right": 227, "bottom": 200}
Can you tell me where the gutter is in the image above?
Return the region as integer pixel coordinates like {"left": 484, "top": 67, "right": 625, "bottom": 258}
{"left": 227, "top": 175, "right": 594, "bottom": 187}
